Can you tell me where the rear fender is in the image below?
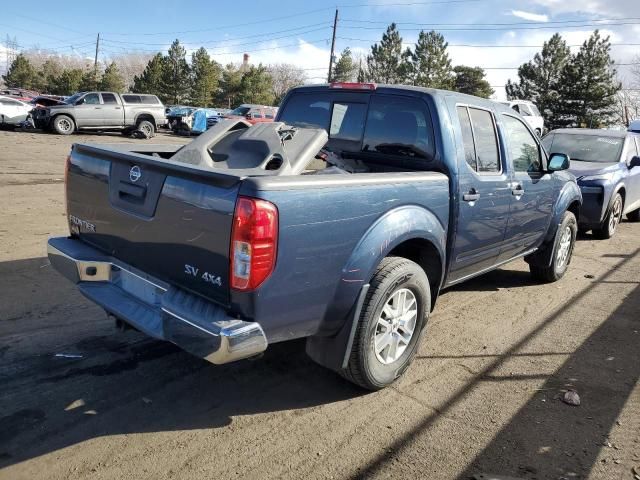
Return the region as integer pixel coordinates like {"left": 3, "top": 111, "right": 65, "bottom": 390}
{"left": 306, "top": 206, "right": 446, "bottom": 372}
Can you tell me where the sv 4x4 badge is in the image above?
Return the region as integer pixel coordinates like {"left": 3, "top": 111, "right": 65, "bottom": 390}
{"left": 185, "top": 264, "right": 222, "bottom": 287}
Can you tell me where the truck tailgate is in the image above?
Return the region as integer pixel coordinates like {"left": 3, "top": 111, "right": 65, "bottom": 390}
{"left": 66, "top": 144, "right": 240, "bottom": 306}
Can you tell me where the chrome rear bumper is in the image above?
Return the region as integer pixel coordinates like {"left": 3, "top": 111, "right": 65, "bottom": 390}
{"left": 47, "top": 236, "right": 267, "bottom": 364}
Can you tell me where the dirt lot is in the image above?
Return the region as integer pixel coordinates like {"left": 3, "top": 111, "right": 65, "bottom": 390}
{"left": 0, "top": 129, "right": 638, "bottom": 480}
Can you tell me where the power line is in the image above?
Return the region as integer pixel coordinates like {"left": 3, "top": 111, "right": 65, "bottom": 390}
{"left": 339, "top": 16, "right": 640, "bottom": 26}
{"left": 100, "top": 22, "right": 330, "bottom": 46}
{"left": 100, "top": 26, "right": 331, "bottom": 52}
{"left": 99, "top": 38, "right": 332, "bottom": 56}
{"left": 339, "top": 20, "right": 640, "bottom": 31}
{"left": 336, "top": 36, "right": 640, "bottom": 48}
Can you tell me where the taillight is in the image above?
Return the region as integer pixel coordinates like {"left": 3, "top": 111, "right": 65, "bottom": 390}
{"left": 329, "top": 82, "right": 377, "bottom": 90}
{"left": 230, "top": 196, "right": 278, "bottom": 291}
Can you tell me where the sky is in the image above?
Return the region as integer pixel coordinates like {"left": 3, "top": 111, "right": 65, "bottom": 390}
{"left": 1, "top": 0, "right": 639, "bottom": 100}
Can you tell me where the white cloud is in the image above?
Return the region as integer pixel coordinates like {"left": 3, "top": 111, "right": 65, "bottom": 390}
{"left": 511, "top": 10, "right": 549, "bottom": 22}
{"left": 204, "top": 38, "right": 331, "bottom": 83}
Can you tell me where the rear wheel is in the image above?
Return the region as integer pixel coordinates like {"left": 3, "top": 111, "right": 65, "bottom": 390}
{"left": 593, "top": 193, "right": 623, "bottom": 239}
{"left": 136, "top": 120, "right": 155, "bottom": 138}
{"left": 530, "top": 210, "right": 577, "bottom": 282}
{"left": 342, "top": 257, "right": 430, "bottom": 390}
{"left": 52, "top": 115, "right": 74, "bottom": 135}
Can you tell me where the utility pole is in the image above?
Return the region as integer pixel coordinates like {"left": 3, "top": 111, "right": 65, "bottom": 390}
{"left": 94, "top": 33, "right": 100, "bottom": 89}
{"left": 327, "top": 9, "right": 338, "bottom": 83}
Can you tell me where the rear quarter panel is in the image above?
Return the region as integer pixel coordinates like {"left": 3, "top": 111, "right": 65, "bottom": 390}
{"left": 238, "top": 173, "right": 449, "bottom": 343}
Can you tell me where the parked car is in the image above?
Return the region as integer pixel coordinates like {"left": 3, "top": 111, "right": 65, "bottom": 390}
{"left": 179, "top": 108, "right": 222, "bottom": 134}
{"left": 542, "top": 128, "right": 640, "bottom": 238}
{"left": 44, "top": 92, "right": 166, "bottom": 136}
{"left": 0, "top": 96, "right": 32, "bottom": 126}
{"left": 165, "top": 105, "right": 197, "bottom": 131}
{"left": 224, "top": 104, "right": 277, "bottom": 124}
{"left": 47, "top": 83, "right": 581, "bottom": 390}
{"left": 500, "top": 100, "right": 544, "bottom": 136}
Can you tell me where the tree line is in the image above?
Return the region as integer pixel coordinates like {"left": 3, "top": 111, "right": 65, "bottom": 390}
{"left": 506, "top": 31, "right": 621, "bottom": 129}
{"left": 2, "top": 25, "right": 623, "bottom": 127}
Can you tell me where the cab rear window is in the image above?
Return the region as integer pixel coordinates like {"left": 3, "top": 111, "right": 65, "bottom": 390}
{"left": 279, "top": 91, "right": 435, "bottom": 163}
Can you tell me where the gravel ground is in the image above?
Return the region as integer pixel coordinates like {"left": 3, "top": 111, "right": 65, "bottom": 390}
{"left": 0, "top": 129, "right": 638, "bottom": 480}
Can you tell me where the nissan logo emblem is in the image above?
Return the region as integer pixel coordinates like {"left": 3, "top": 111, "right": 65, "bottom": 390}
{"left": 129, "top": 165, "right": 141, "bottom": 182}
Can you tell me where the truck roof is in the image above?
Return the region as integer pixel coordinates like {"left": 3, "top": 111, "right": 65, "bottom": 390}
{"left": 288, "top": 83, "right": 511, "bottom": 113}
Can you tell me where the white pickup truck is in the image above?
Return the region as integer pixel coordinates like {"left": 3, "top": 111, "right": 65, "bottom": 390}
{"left": 43, "top": 91, "right": 167, "bottom": 137}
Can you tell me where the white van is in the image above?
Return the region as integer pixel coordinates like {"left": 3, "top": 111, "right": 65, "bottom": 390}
{"left": 500, "top": 100, "right": 544, "bottom": 136}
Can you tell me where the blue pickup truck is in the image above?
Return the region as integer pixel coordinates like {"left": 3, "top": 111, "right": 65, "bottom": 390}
{"left": 47, "top": 83, "right": 582, "bottom": 390}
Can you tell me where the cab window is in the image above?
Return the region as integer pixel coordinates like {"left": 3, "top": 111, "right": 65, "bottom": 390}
{"left": 83, "top": 93, "right": 100, "bottom": 105}
{"left": 457, "top": 106, "right": 500, "bottom": 173}
{"left": 502, "top": 115, "right": 542, "bottom": 172}
{"left": 101, "top": 93, "right": 117, "bottom": 104}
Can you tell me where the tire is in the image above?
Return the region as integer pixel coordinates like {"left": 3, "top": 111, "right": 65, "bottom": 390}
{"left": 593, "top": 193, "right": 623, "bottom": 239}
{"left": 627, "top": 208, "right": 640, "bottom": 222}
{"left": 121, "top": 127, "right": 133, "bottom": 136}
{"left": 136, "top": 120, "right": 155, "bottom": 138}
{"left": 530, "top": 210, "right": 577, "bottom": 283}
{"left": 52, "top": 115, "right": 74, "bottom": 135}
{"left": 342, "top": 257, "right": 430, "bottom": 391}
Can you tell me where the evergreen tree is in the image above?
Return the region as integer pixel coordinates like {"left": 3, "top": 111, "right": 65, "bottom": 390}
{"left": 133, "top": 53, "right": 164, "bottom": 98}
{"left": 453, "top": 65, "right": 494, "bottom": 98}
{"left": 100, "top": 62, "right": 126, "bottom": 91}
{"left": 33, "top": 59, "right": 62, "bottom": 93}
{"left": 50, "top": 69, "right": 84, "bottom": 95}
{"left": 505, "top": 33, "right": 571, "bottom": 129}
{"left": 190, "top": 47, "right": 221, "bottom": 106}
{"left": 331, "top": 47, "right": 357, "bottom": 82}
{"left": 407, "top": 30, "right": 454, "bottom": 89}
{"left": 557, "top": 30, "right": 621, "bottom": 127}
{"left": 161, "top": 40, "right": 191, "bottom": 104}
{"left": 366, "top": 23, "right": 408, "bottom": 84}
{"left": 217, "top": 63, "right": 244, "bottom": 108}
{"left": 79, "top": 70, "right": 98, "bottom": 91}
{"left": 2, "top": 54, "right": 36, "bottom": 89}
{"left": 237, "top": 65, "right": 274, "bottom": 106}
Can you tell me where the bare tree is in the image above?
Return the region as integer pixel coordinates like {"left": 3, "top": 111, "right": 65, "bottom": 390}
{"left": 267, "top": 63, "right": 306, "bottom": 105}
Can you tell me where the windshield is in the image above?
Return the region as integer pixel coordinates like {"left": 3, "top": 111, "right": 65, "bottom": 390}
{"left": 64, "top": 93, "right": 84, "bottom": 104}
{"left": 229, "top": 106, "right": 250, "bottom": 116}
{"left": 543, "top": 133, "right": 624, "bottom": 163}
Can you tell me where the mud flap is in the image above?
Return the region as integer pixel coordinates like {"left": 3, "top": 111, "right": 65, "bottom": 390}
{"left": 305, "top": 284, "right": 369, "bottom": 372}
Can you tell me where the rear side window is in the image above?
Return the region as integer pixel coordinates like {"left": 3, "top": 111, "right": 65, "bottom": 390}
{"left": 122, "top": 94, "right": 141, "bottom": 104}
{"left": 330, "top": 102, "right": 367, "bottom": 141}
{"left": 502, "top": 115, "right": 542, "bottom": 172}
{"left": 102, "top": 93, "right": 117, "bottom": 104}
{"left": 456, "top": 106, "right": 476, "bottom": 170}
{"left": 362, "top": 95, "right": 433, "bottom": 159}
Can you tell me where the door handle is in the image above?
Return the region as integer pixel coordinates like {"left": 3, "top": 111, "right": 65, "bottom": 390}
{"left": 463, "top": 188, "right": 480, "bottom": 202}
{"left": 115, "top": 106, "right": 122, "bottom": 109}
{"left": 512, "top": 185, "right": 525, "bottom": 196}
{"left": 94, "top": 107, "right": 102, "bottom": 109}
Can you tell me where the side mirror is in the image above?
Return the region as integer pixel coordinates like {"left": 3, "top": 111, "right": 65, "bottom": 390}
{"left": 548, "top": 152, "right": 570, "bottom": 172}
{"left": 245, "top": 113, "right": 253, "bottom": 119}
{"left": 629, "top": 156, "right": 640, "bottom": 169}
{"left": 75, "top": 99, "right": 84, "bottom": 105}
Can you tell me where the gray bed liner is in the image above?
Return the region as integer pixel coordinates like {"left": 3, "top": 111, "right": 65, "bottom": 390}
{"left": 170, "top": 119, "right": 328, "bottom": 176}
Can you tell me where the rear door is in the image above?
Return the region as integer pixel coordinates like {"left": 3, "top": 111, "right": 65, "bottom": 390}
{"left": 448, "top": 105, "right": 512, "bottom": 283}
{"left": 497, "top": 113, "right": 555, "bottom": 261}
{"left": 74, "top": 92, "right": 102, "bottom": 126}
{"left": 100, "top": 93, "right": 123, "bottom": 126}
